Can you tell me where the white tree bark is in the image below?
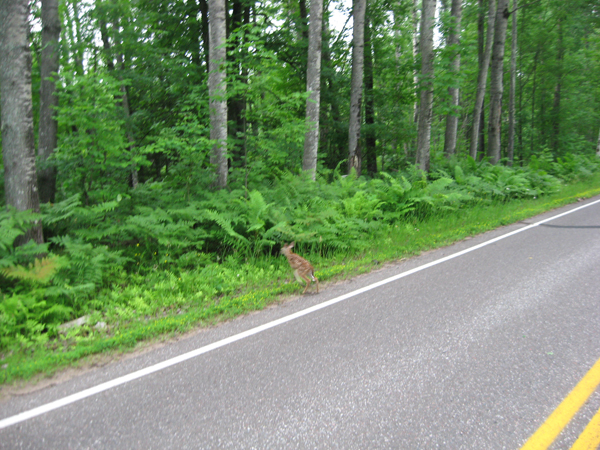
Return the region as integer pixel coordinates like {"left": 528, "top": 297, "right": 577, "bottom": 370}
{"left": 348, "top": 0, "right": 366, "bottom": 175}
{"left": 487, "top": 0, "right": 510, "bottom": 165}
{"left": 0, "top": 0, "right": 44, "bottom": 244}
{"left": 208, "top": 0, "right": 228, "bottom": 188}
{"left": 470, "top": 0, "right": 497, "bottom": 159}
{"left": 415, "top": 0, "right": 436, "bottom": 172}
{"left": 443, "top": 0, "right": 463, "bottom": 157}
{"left": 302, "top": 0, "right": 323, "bottom": 180}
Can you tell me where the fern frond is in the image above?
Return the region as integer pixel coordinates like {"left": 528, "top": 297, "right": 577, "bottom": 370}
{"left": 1, "top": 256, "right": 64, "bottom": 285}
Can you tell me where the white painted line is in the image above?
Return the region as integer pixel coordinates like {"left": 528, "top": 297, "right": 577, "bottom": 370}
{"left": 2, "top": 197, "right": 600, "bottom": 430}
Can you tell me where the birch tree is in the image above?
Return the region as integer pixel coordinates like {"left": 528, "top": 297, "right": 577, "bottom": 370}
{"left": 0, "top": 0, "right": 44, "bottom": 244}
{"left": 302, "top": 0, "right": 323, "bottom": 180}
{"left": 208, "top": 0, "right": 228, "bottom": 188}
{"left": 415, "top": 0, "right": 436, "bottom": 172}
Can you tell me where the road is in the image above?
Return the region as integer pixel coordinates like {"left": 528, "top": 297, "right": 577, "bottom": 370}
{"left": 1, "top": 197, "right": 600, "bottom": 449}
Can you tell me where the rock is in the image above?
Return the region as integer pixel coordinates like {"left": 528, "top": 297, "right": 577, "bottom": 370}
{"left": 59, "top": 315, "right": 89, "bottom": 334}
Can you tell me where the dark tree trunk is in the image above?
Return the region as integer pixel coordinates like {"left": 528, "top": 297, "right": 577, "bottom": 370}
{"left": 348, "top": 0, "right": 366, "bottom": 175}
{"left": 364, "top": 14, "right": 376, "bottom": 175}
{"left": 199, "top": 0, "right": 210, "bottom": 70}
{"left": 38, "top": 0, "right": 61, "bottom": 204}
{"left": 443, "top": 0, "right": 463, "bottom": 157}
{"left": 507, "top": 0, "right": 517, "bottom": 165}
{"left": 298, "top": 0, "right": 309, "bottom": 41}
{"left": 552, "top": 15, "right": 563, "bottom": 153}
{"left": 0, "top": 0, "right": 44, "bottom": 244}
{"left": 227, "top": 0, "right": 250, "bottom": 169}
{"left": 470, "top": 0, "right": 496, "bottom": 159}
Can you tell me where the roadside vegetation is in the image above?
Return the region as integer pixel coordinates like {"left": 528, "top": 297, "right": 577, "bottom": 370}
{"left": 2, "top": 153, "right": 599, "bottom": 385}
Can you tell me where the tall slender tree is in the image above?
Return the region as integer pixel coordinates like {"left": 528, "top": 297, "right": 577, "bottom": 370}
{"left": 364, "top": 14, "right": 376, "bottom": 175}
{"left": 443, "top": 0, "right": 463, "bottom": 157}
{"left": 551, "top": 12, "right": 564, "bottom": 153}
{"left": 507, "top": 0, "right": 517, "bottom": 165}
{"left": 38, "top": 0, "right": 61, "bottom": 203}
{"left": 470, "top": 0, "right": 496, "bottom": 160}
{"left": 208, "top": 0, "right": 228, "bottom": 188}
{"left": 302, "top": 0, "right": 323, "bottom": 180}
{"left": 348, "top": 0, "right": 366, "bottom": 175}
{"left": 416, "top": 0, "right": 436, "bottom": 172}
{"left": 0, "top": 0, "right": 44, "bottom": 244}
{"left": 487, "top": 0, "right": 510, "bottom": 164}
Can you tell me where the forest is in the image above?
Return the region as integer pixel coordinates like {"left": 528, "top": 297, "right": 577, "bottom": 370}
{"left": 1, "top": 0, "right": 600, "bottom": 381}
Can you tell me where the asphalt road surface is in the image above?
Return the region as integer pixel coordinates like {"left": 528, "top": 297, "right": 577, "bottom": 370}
{"left": 1, "top": 197, "right": 600, "bottom": 449}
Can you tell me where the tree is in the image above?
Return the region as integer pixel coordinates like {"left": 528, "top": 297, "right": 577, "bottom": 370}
{"left": 551, "top": 10, "right": 564, "bottom": 153}
{"left": 470, "top": 0, "right": 496, "bottom": 160}
{"left": 487, "top": 0, "right": 510, "bottom": 164}
{"left": 507, "top": 0, "right": 517, "bottom": 165}
{"left": 302, "top": 0, "right": 323, "bottom": 180}
{"left": 38, "top": 0, "right": 61, "bottom": 203}
{"left": 364, "top": 14, "right": 376, "bottom": 175}
{"left": 348, "top": 0, "right": 366, "bottom": 175}
{"left": 0, "top": 0, "right": 44, "bottom": 244}
{"left": 443, "top": 0, "right": 463, "bottom": 157}
{"left": 415, "top": 0, "right": 436, "bottom": 172}
{"left": 208, "top": 0, "right": 228, "bottom": 188}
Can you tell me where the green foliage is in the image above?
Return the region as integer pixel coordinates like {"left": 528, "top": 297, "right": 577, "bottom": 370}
{"left": 53, "top": 71, "right": 139, "bottom": 202}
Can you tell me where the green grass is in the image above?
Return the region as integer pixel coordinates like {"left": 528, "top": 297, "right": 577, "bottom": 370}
{"left": 1, "top": 175, "right": 599, "bottom": 387}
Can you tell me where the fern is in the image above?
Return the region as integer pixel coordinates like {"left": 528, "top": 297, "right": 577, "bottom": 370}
{"left": 1, "top": 256, "right": 65, "bottom": 285}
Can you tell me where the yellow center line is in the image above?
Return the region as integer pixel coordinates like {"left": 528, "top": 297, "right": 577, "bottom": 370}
{"left": 521, "top": 357, "right": 600, "bottom": 450}
{"left": 570, "top": 406, "right": 600, "bottom": 450}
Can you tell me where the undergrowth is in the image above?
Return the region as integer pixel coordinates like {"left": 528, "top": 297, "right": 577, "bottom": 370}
{"left": 1, "top": 153, "right": 599, "bottom": 385}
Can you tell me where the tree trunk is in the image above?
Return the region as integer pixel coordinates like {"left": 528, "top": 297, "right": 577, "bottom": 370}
{"left": 507, "top": 0, "right": 517, "bottom": 165}
{"left": 347, "top": 0, "right": 366, "bottom": 175}
{"left": 67, "top": 0, "right": 85, "bottom": 76}
{"left": 227, "top": 0, "right": 249, "bottom": 169}
{"left": 477, "top": 0, "right": 486, "bottom": 158}
{"left": 302, "top": 0, "right": 323, "bottom": 180}
{"left": 412, "top": 0, "right": 419, "bottom": 155}
{"left": 298, "top": 0, "right": 309, "bottom": 41}
{"left": 443, "top": 0, "right": 463, "bottom": 158}
{"left": 530, "top": 47, "right": 538, "bottom": 157}
{"left": 208, "top": 0, "right": 228, "bottom": 188}
{"left": 199, "top": 0, "right": 210, "bottom": 71}
{"left": 38, "top": 0, "right": 61, "bottom": 204}
{"left": 487, "top": 0, "right": 510, "bottom": 165}
{"left": 415, "top": 0, "right": 436, "bottom": 172}
{"left": 111, "top": 20, "right": 139, "bottom": 188}
{"left": 597, "top": 125, "right": 600, "bottom": 157}
{"left": 0, "top": 0, "right": 44, "bottom": 244}
{"left": 470, "top": 0, "right": 496, "bottom": 159}
{"left": 552, "top": 14, "right": 564, "bottom": 153}
{"left": 364, "top": 14, "right": 376, "bottom": 175}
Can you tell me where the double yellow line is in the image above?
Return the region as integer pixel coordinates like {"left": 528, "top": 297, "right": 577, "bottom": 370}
{"left": 521, "top": 357, "right": 600, "bottom": 450}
